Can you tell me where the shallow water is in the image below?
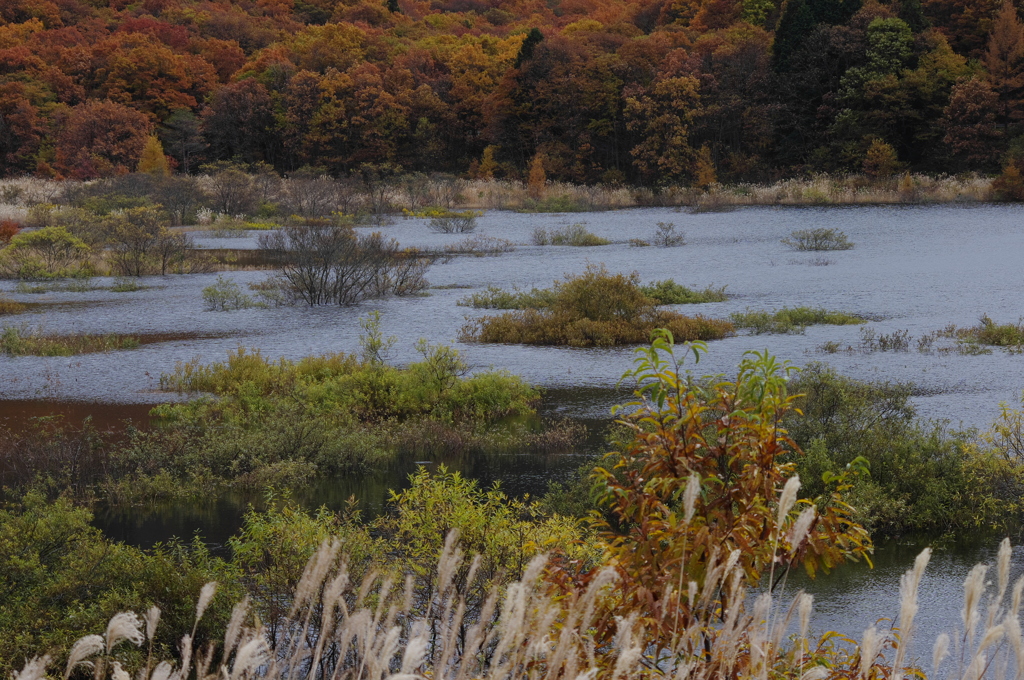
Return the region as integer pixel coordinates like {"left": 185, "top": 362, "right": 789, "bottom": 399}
{"left": 3, "top": 204, "right": 1023, "bottom": 424}
{"left": 3, "top": 204, "right": 1024, "bottom": 646}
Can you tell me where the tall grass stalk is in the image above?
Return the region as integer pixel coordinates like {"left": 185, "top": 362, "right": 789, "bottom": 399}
{"left": 33, "top": 536, "right": 1024, "bottom": 680}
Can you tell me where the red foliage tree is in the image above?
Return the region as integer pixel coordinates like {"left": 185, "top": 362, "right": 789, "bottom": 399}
{"left": 54, "top": 99, "right": 152, "bottom": 178}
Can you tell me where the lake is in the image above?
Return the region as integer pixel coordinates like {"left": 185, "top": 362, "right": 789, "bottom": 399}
{"left": 2, "top": 203, "right": 1024, "bottom": 654}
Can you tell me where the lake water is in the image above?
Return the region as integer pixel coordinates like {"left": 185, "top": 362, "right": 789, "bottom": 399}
{"left": 3, "top": 203, "right": 1024, "bottom": 651}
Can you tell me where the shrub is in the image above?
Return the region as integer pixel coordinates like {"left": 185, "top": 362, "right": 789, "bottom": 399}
{"left": 944, "top": 314, "right": 1024, "bottom": 348}
{"left": 651, "top": 221, "right": 684, "bottom": 246}
{"left": 442, "top": 235, "right": 515, "bottom": 257}
{"left": 258, "top": 224, "right": 430, "bottom": 305}
{"left": 730, "top": 306, "right": 866, "bottom": 333}
{"left": 531, "top": 223, "right": 610, "bottom": 246}
{"left": 0, "top": 226, "right": 94, "bottom": 279}
{"left": 202, "top": 275, "right": 255, "bottom": 311}
{"left": 427, "top": 209, "right": 481, "bottom": 233}
{"left": 461, "top": 265, "right": 734, "bottom": 347}
{"left": 0, "top": 220, "right": 20, "bottom": 245}
{"left": 457, "top": 285, "right": 557, "bottom": 309}
{"left": 640, "top": 279, "right": 727, "bottom": 304}
{"left": 782, "top": 227, "right": 854, "bottom": 250}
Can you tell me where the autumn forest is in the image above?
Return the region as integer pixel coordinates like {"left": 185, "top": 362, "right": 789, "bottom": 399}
{"left": 1, "top": 0, "right": 1024, "bottom": 185}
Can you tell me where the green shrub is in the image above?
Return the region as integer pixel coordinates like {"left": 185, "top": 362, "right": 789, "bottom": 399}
{"left": 531, "top": 223, "right": 610, "bottom": 246}
{"left": 730, "top": 306, "right": 866, "bottom": 333}
{"left": 0, "top": 226, "right": 95, "bottom": 279}
{"left": 942, "top": 315, "right": 1024, "bottom": 348}
{"left": 461, "top": 265, "right": 734, "bottom": 347}
{"left": 781, "top": 227, "right": 854, "bottom": 251}
{"left": 0, "top": 493, "right": 242, "bottom": 675}
{"left": 202, "top": 275, "right": 255, "bottom": 311}
{"left": 457, "top": 285, "right": 557, "bottom": 309}
{"left": 640, "top": 280, "right": 727, "bottom": 304}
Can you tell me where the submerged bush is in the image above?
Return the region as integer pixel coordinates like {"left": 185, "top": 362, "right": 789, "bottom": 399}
{"left": 531, "top": 223, "right": 610, "bottom": 246}
{"left": 202, "top": 275, "right": 255, "bottom": 311}
{"left": 640, "top": 279, "right": 728, "bottom": 304}
{"left": 782, "top": 227, "right": 854, "bottom": 251}
{"left": 0, "top": 226, "right": 95, "bottom": 279}
{"left": 941, "top": 314, "right": 1024, "bottom": 348}
{"left": 461, "top": 265, "right": 734, "bottom": 347}
{"left": 730, "top": 306, "right": 866, "bottom": 333}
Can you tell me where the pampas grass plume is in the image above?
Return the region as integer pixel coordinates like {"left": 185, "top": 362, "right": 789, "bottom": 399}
{"left": 13, "top": 656, "right": 50, "bottom": 680}
{"left": 777, "top": 475, "right": 800, "bottom": 527}
{"left": 683, "top": 473, "right": 699, "bottom": 524}
{"left": 145, "top": 606, "right": 161, "bottom": 642}
{"left": 106, "top": 613, "right": 145, "bottom": 654}
{"left": 64, "top": 635, "right": 103, "bottom": 680}
{"left": 195, "top": 582, "right": 218, "bottom": 624}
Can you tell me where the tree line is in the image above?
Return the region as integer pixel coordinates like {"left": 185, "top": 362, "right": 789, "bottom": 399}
{"left": 2, "top": 0, "right": 1024, "bottom": 185}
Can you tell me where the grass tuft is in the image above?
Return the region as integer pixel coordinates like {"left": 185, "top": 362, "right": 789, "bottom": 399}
{"left": 0, "top": 325, "right": 140, "bottom": 356}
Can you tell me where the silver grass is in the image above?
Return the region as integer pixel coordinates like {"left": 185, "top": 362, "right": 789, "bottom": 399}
{"left": 145, "top": 607, "right": 161, "bottom": 643}
{"left": 891, "top": 547, "right": 930, "bottom": 680}
{"left": 13, "top": 656, "right": 50, "bottom": 680}
{"left": 1004, "top": 614, "right": 1024, "bottom": 680}
{"left": 611, "top": 614, "right": 641, "bottom": 679}
{"left": 290, "top": 539, "right": 339, "bottom": 616}
{"left": 64, "top": 635, "right": 103, "bottom": 680}
{"left": 977, "top": 623, "right": 1005, "bottom": 654}
{"left": 106, "top": 613, "right": 145, "bottom": 654}
{"left": 963, "top": 651, "right": 987, "bottom": 680}
{"left": 111, "top": 661, "right": 131, "bottom": 680}
{"left": 801, "top": 667, "right": 829, "bottom": 680}
{"left": 998, "top": 538, "right": 1012, "bottom": 602}
{"left": 229, "top": 637, "right": 267, "bottom": 680}
{"left": 859, "top": 626, "right": 879, "bottom": 679}
{"left": 683, "top": 473, "right": 700, "bottom": 524}
{"left": 798, "top": 592, "right": 813, "bottom": 643}
{"left": 400, "top": 628, "right": 428, "bottom": 675}
{"left": 149, "top": 662, "right": 173, "bottom": 680}
{"left": 195, "top": 582, "right": 218, "bottom": 625}
{"left": 788, "top": 507, "right": 817, "bottom": 550}
{"left": 963, "top": 563, "right": 989, "bottom": 647}
{"left": 934, "top": 633, "right": 950, "bottom": 675}
{"left": 1013, "top": 576, "right": 1024, "bottom": 618}
{"left": 223, "top": 597, "right": 249, "bottom": 657}
{"left": 776, "top": 475, "right": 800, "bottom": 528}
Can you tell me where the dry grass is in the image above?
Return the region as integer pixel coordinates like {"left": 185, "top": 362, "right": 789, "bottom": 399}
{"left": 459, "top": 175, "right": 992, "bottom": 211}
{"left": 23, "top": 535, "right": 1024, "bottom": 680}
{"left": 0, "top": 325, "right": 141, "bottom": 356}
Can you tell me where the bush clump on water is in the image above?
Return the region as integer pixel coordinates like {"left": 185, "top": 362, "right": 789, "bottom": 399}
{"left": 640, "top": 280, "right": 728, "bottom": 304}
{"left": 460, "top": 265, "right": 734, "bottom": 347}
{"left": 531, "top": 223, "right": 610, "bottom": 246}
{"left": 781, "top": 227, "right": 854, "bottom": 251}
{"left": 730, "top": 306, "right": 866, "bottom": 334}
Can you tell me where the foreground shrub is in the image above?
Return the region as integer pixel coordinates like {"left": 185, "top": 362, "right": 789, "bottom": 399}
{"left": 785, "top": 363, "right": 1024, "bottom": 537}
{"left": 781, "top": 227, "right": 854, "bottom": 250}
{"left": 730, "top": 306, "right": 866, "bottom": 333}
{"left": 461, "top": 265, "right": 733, "bottom": 346}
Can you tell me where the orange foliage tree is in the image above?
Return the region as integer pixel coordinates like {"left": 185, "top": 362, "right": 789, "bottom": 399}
{"left": 547, "top": 331, "right": 873, "bottom": 668}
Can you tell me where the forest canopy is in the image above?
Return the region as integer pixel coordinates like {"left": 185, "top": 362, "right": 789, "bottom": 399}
{"left": 0, "top": 0, "right": 1021, "bottom": 183}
